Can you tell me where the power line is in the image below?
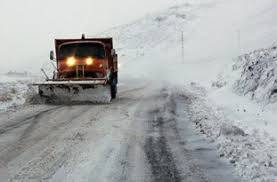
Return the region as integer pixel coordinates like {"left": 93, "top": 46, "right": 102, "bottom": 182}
{"left": 181, "top": 31, "right": 184, "bottom": 63}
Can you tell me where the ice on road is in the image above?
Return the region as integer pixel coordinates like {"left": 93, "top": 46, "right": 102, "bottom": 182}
{"left": 0, "top": 80, "right": 239, "bottom": 182}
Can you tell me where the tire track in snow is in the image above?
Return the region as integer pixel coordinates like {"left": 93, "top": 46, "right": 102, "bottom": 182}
{"left": 145, "top": 135, "right": 181, "bottom": 182}
{"left": 118, "top": 144, "right": 131, "bottom": 182}
{"left": 0, "top": 107, "right": 60, "bottom": 135}
{"left": 144, "top": 93, "right": 182, "bottom": 182}
{"left": 0, "top": 106, "right": 91, "bottom": 165}
{"left": 143, "top": 91, "right": 212, "bottom": 182}
{"left": 10, "top": 106, "right": 99, "bottom": 181}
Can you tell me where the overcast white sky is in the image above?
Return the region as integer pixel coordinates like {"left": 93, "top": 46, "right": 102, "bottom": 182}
{"left": 0, "top": 0, "right": 176, "bottom": 73}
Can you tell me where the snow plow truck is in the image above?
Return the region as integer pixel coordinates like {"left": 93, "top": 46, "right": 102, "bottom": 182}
{"left": 34, "top": 34, "right": 118, "bottom": 103}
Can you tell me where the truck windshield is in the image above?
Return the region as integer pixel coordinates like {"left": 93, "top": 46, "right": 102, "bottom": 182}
{"left": 59, "top": 43, "right": 105, "bottom": 59}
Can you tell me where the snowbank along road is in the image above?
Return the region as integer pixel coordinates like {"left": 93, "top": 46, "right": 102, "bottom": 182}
{"left": 0, "top": 80, "right": 240, "bottom": 182}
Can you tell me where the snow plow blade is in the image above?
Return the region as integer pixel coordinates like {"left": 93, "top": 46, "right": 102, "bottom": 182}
{"left": 33, "top": 80, "right": 111, "bottom": 104}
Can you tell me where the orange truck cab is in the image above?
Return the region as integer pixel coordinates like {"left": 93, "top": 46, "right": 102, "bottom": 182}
{"left": 53, "top": 35, "right": 118, "bottom": 82}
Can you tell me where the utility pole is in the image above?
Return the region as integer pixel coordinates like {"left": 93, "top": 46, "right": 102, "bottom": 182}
{"left": 181, "top": 31, "right": 184, "bottom": 63}
{"left": 237, "top": 29, "right": 241, "bottom": 55}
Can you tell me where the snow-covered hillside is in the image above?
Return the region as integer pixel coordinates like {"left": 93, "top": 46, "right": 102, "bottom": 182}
{"left": 101, "top": 0, "right": 277, "bottom": 86}
{"left": 184, "top": 84, "right": 277, "bottom": 181}
{"left": 233, "top": 46, "right": 277, "bottom": 104}
{"left": 203, "top": 45, "right": 277, "bottom": 182}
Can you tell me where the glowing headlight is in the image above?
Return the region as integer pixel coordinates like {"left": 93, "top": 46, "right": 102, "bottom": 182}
{"left": 66, "top": 56, "right": 76, "bottom": 67}
{"left": 86, "top": 57, "right": 94, "bottom": 65}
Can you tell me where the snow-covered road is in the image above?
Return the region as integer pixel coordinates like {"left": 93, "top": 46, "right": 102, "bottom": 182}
{"left": 0, "top": 80, "right": 239, "bottom": 182}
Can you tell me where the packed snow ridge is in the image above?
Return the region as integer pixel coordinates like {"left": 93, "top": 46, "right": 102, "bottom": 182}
{"left": 185, "top": 84, "right": 277, "bottom": 181}
{"left": 233, "top": 45, "right": 277, "bottom": 105}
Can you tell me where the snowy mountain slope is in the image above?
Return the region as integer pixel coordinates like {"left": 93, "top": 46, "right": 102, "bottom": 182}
{"left": 99, "top": 0, "right": 277, "bottom": 86}
{"left": 99, "top": 2, "right": 196, "bottom": 81}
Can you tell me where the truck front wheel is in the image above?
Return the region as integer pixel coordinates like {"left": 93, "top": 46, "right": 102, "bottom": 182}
{"left": 111, "top": 84, "right": 117, "bottom": 99}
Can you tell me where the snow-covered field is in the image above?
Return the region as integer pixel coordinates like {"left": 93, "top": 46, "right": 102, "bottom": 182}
{"left": 1, "top": 0, "right": 277, "bottom": 181}
{"left": 0, "top": 74, "right": 41, "bottom": 111}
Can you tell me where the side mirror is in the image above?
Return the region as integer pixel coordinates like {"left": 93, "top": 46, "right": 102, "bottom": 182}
{"left": 50, "top": 50, "right": 55, "bottom": 61}
{"left": 111, "top": 49, "right": 115, "bottom": 56}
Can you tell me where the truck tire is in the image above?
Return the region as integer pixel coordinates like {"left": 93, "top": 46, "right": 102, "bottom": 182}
{"left": 111, "top": 84, "right": 117, "bottom": 99}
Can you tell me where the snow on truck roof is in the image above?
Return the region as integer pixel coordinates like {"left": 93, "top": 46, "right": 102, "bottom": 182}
{"left": 55, "top": 38, "right": 114, "bottom": 50}
{"left": 58, "top": 41, "right": 106, "bottom": 49}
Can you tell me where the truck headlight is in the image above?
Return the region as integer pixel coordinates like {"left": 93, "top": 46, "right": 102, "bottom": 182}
{"left": 86, "top": 57, "right": 94, "bottom": 65}
{"left": 66, "top": 56, "right": 76, "bottom": 67}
